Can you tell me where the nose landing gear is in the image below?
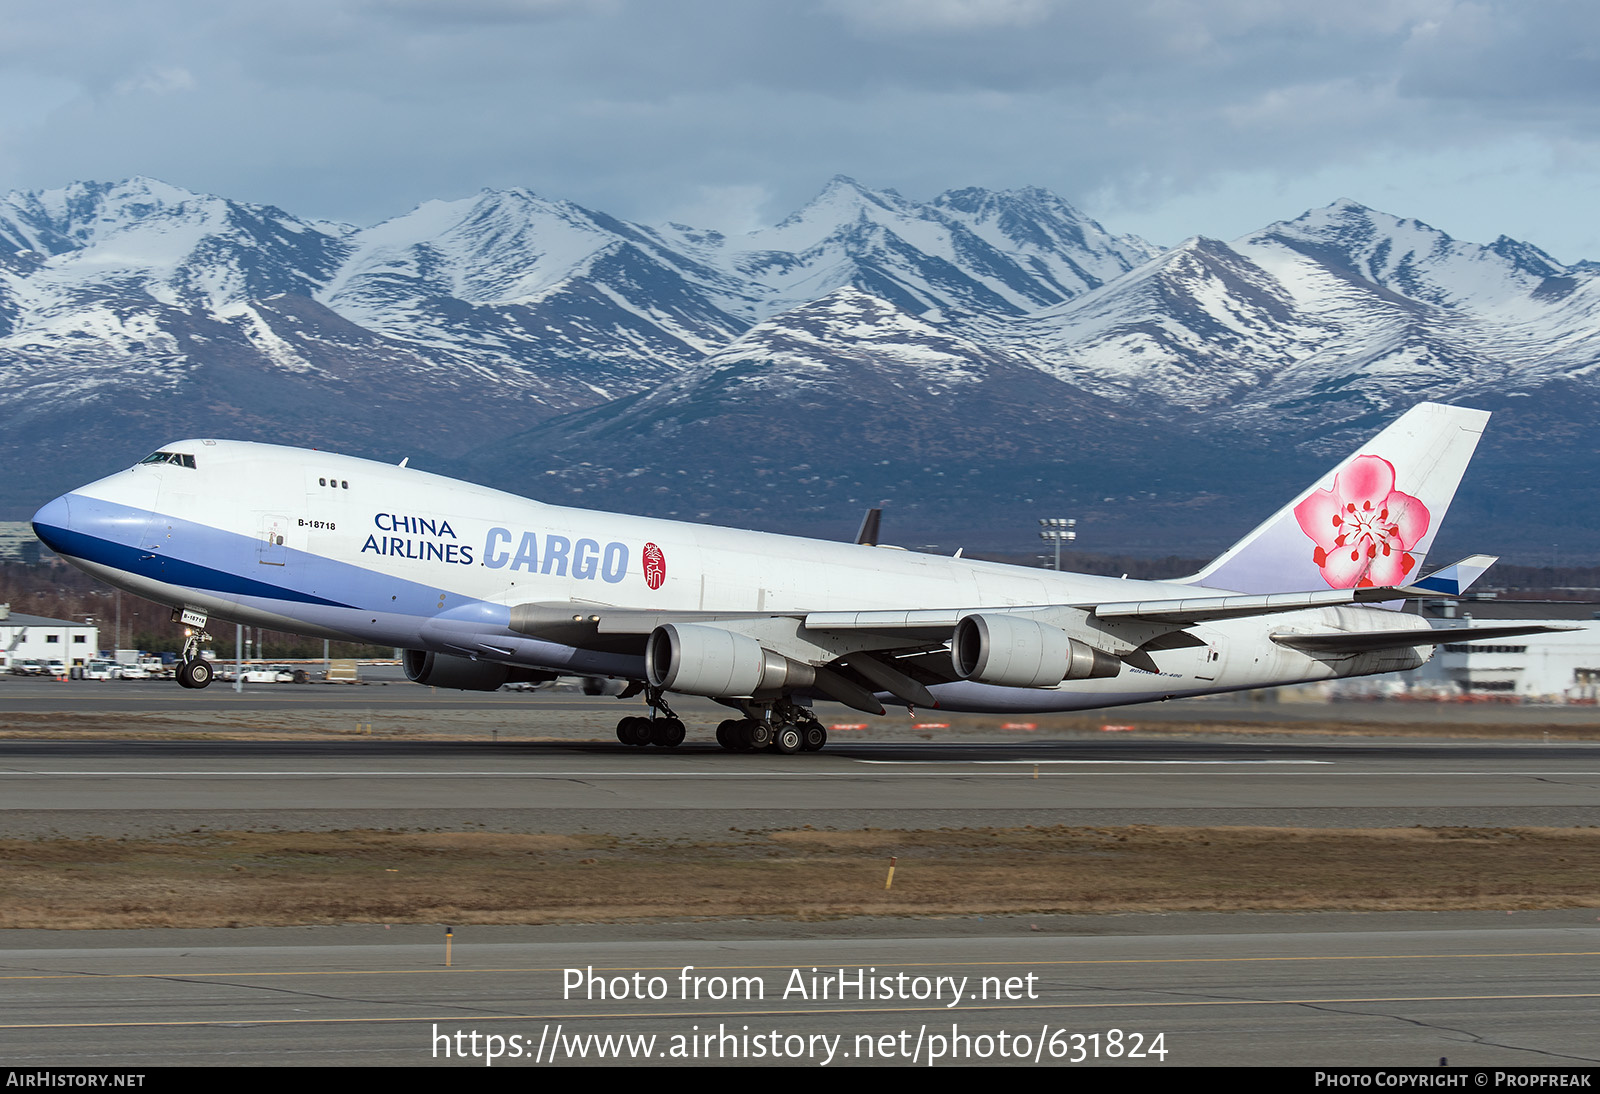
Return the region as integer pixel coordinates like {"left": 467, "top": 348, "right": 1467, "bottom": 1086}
{"left": 176, "top": 657, "right": 213, "bottom": 689}
{"left": 175, "top": 615, "right": 214, "bottom": 689}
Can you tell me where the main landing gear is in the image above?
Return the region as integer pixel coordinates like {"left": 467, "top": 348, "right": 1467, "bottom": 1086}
{"left": 613, "top": 690, "right": 829, "bottom": 753}
{"left": 614, "top": 684, "right": 686, "bottom": 748}
{"left": 715, "top": 699, "right": 827, "bottom": 755}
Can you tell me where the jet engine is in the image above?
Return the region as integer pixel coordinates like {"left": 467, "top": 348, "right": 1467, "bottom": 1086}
{"left": 646, "top": 623, "right": 815, "bottom": 698}
{"left": 402, "top": 649, "right": 555, "bottom": 691}
{"left": 952, "top": 614, "right": 1120, "bottom": 688}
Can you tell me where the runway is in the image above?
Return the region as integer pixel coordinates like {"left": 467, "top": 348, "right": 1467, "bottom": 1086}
{"left": 3, "top": 916, "right": 1597, "bottom": 1067}
{"left": 3, "top": 735, "right": 1599, "bottom": 837}
{"left": 4, "top": 683, "right": 1599, "bottom": 1067}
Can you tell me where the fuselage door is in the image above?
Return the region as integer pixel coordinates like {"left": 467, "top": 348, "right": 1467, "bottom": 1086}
{"left": 258, "top": 514, "right": 290, "bottom": 566}
{"left": 1195, "top": 636, "right": 1227, "bottom": 681}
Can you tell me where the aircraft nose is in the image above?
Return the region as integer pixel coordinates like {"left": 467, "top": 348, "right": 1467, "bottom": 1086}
{"left": 31, "top": 494, "right": 72, "bottom": 554}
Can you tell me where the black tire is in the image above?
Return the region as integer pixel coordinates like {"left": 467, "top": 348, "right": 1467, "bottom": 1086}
{"left": 802, "top": 723, "right": 828, "bottom": 751}
{"left": 749, "top": 721, "right": 774, "bottom": 750}
{"left": 775, "top": 725, "right": 803, "bottom": 754}
{"left": 188, "top": 659, "right": 213, "bottom": 689}
{"left": 616, "top": 717, "right": 632, "bottom": 744}
{"left": 655, "top": 718, "right": 686, "bottom": 748}
{"left": 176, "top": 663, "right": 196, "bottom": 689}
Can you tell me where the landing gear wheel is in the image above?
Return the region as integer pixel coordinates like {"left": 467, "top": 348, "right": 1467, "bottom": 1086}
{"left": 177, "top": 660, "right": 212, "bottom": 689}
{"left": 801, "top": 723, "right": 827, "bottom": 752}
{"left": 617, "top": 716, "right": 652, "bottom": 746}
{"left": 716, "top": 719, "right": 743, "bottom": 751}
{"left": 749, "top": 722, "right": 774, "bottom": 750}
{"left": 651, "top": 718, "right": 685, "bottom": 748}
{"left": 775, "top": 725, "right": 803, "bottom": 754}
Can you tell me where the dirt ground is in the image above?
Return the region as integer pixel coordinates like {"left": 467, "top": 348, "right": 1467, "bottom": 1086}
{"left": 6, "top": 693, "right": 1596, "bottom": 928}
{"left": 6, "top": 825, "right": 1599, "bottom": 929}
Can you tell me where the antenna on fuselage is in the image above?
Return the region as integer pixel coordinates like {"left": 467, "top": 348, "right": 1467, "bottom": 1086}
{"left": 398, "top": 457, "right": 409, "bottom": 468}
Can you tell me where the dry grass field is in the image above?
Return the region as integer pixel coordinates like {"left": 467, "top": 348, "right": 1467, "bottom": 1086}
{"left": 5, "top": 825, "right": 1598, "bottom": 929}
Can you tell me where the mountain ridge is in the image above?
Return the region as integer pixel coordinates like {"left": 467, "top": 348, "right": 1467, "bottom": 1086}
{"left": 2, "top": 175, "right": 1596, "bottom": 560}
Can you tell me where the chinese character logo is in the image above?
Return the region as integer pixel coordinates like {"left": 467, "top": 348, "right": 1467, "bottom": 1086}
{"left": 643, "top": 542, "right": 666, "bottom": 590}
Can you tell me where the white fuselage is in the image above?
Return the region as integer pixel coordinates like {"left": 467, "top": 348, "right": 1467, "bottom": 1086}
{"left": 35, "top": 439, "right": 1431, "bottom": 712}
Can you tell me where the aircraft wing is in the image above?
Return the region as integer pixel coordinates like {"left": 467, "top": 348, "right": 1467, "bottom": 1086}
{"left": 509, "top": 555, "right": 1516, "bottom": 668}
{"left": 805, "top": 556, "right": 1505, "bottom": 632}
{"left": 503, "top": 554, "right": 1538, "bottom": 711}
{"left": 1089, "top": 555, "right": 1502, "bottom": 625}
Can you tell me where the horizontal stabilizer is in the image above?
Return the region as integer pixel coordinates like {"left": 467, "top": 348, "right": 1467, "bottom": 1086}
{"left": 1405, "top": 554, "right": 1497, "bottom": 596}
{"left": 1272, "top": 622, "right": 1578, "bottom": 656}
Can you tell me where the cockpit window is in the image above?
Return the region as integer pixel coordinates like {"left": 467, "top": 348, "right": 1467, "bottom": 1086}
{"left": 140, "top": 451, "right": 197, "bottom": 468}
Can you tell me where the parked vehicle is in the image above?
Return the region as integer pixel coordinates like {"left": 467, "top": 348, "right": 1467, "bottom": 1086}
{"left": 225, "top": 664, "right": 296, "bottom": 684}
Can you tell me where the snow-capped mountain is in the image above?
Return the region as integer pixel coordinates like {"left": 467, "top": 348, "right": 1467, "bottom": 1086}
{"left": 1, "top": 175, "right": 1596, "bottom": 557}
{"left": 0, "top": 174, "right": 1156, "bottom": 422}
{"left": 693, "top": 175, "right": 1160, "bottom": 319}
{"left": 1017, "top": 199, "right": 1600, "bottom": 431}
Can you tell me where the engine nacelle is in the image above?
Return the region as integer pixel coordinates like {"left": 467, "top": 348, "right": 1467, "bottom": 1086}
{"left": 646, "top": 623, "right": 815, "bottom": 698}
{"left": 403, "top": 650, "right": 555, "bottom": 691}
{"left": 952, "top": 614, "right": 1121, "bottom": 688}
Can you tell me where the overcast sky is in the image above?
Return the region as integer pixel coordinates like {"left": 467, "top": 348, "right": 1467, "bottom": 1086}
{"left": 3, "top": 0, "right": 1598, "bottom": 260}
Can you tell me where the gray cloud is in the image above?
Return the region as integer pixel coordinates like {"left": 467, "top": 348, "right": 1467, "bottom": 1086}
{"left": 0, "top": 0, "right": 1596, "bottom": 258}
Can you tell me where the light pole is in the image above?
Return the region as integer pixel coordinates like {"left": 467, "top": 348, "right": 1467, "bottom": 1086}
{"left": 1038, "top": 517, "right": 1076, "bottom": 570}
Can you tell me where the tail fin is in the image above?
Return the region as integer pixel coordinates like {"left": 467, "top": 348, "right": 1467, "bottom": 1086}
{"left": 1183, "top": 402, "right": 1490, "bottom": 594}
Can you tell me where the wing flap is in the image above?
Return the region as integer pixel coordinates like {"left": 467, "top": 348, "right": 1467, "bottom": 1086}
{"left": 1093, "top": 588, "right": 1376, "bottom": 624}
{"left": 803, "top": 608, "right": 969, "bottom": 634}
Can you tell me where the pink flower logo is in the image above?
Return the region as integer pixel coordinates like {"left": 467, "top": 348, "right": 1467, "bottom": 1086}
{"left": 1293, "top": 455, "right": 1430, "bottom": 589}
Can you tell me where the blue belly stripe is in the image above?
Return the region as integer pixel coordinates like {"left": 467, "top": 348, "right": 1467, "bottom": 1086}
{"left": 35, "top": 521, "right": 357, "bottom": 609}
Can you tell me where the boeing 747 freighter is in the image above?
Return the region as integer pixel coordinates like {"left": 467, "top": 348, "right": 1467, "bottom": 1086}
{"left": 30, "top": 403, "right": 1563, "bottom": 752}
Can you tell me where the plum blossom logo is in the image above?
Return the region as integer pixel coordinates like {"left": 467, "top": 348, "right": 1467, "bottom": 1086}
{"left": 1293, "top": 455, "right": 1430, "bottom": 589}
{"left": 642, "top": 542, "right": 666, "bottom": 590}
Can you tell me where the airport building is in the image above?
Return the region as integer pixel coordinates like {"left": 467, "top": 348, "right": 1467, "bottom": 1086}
{"left": 0, "top": 521, "right": 42, "bottom": 563}
{"left": 0, "top": 605, "right": 100, "bottom": 671}
{"left": 1325, "top": 597, "right": 1600, "bottom": 703}
{"left": 1404, "top": 619, "right": 1600, "bottom": 701}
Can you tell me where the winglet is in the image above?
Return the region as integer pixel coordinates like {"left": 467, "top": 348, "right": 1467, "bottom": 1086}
{"left": 855, "top": 507, "right": 882, "bottom": 547}
{"left": 1402, "top": 554, "right": 1498, "bottom": 597}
